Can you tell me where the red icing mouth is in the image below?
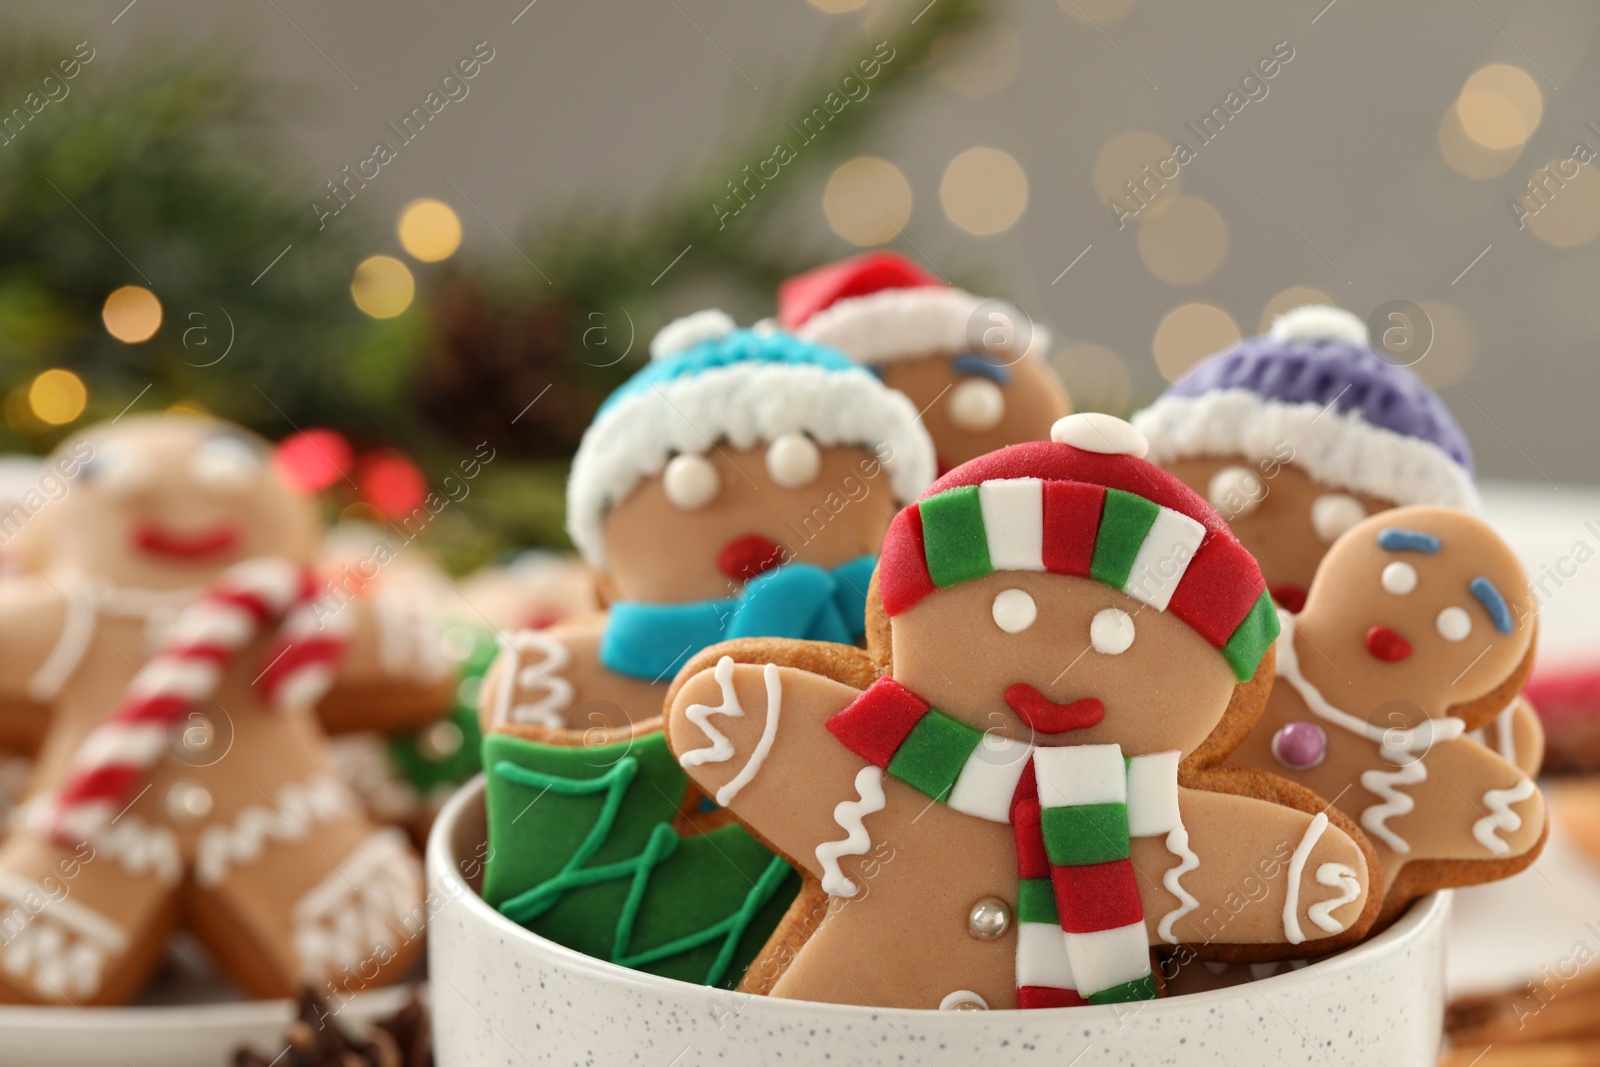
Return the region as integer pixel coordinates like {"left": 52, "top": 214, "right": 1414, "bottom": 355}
{"left": 1270, "top": 583, "right": 1308, "bottom": 614}
{"left": 717, "top": 534, "right": 786, "bottom": 583}
{"left": 1365, "top": 625, "right": 1413, "bottom": 662}
{"left": 134, "top": 522, "right": 240, "bottom": 562}
{"left": 1005, "top": 684, "right": 1105, "bottom": 734}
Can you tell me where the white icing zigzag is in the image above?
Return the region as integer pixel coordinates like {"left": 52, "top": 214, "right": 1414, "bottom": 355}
{"left": 195, "top": 776, "right": 359, "bottom": 887}
{"left": 1360, "top": 760, "right": 1427, "bottom": 854}
{"left": 1308, "top": 863, "right": 1361, "bottom": 934}
{"left": 292, "top": 829, "right": 422, "bottom": 982}
{"left": 1156, "top": 825, "right": 1201, "bottom": 944}
{"left": 1282, "top": 812, "right": 1329, "bottom": 945}
{"left": 678, "top": 657, "right": 783, "bottom": 807}
{"left": 816, "top": 765, "right": 887, "bottom": 898}
{"left": 0, "top": 870, "right": 127, "bottom": 1000}
{"left": 1472, "top": 777, "right": 1537, "bottom": 856}
{"left": 492, "top": 630, "right": 574, "bottom": 728}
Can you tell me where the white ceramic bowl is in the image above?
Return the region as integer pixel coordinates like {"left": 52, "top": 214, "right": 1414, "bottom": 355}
{"left": 429, "top": 776, "right": 1449, "bottom": 1067}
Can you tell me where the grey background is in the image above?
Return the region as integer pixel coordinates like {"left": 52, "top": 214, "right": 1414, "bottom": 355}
{"left": 13, "top": 0, "right": 1600, "bottom": 485}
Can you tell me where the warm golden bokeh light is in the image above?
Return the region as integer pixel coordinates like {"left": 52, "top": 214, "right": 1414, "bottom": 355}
{"left": 397, "top": 198, "right": 463, "bottom": 262}
{"left": 1153, "top": 303, "right": 1240, "bottom": 382}
{"left": 1053, "top": 342, "right": 1132, "bottom": 415}
{"left": 940, "top": 146, "right": 1029, "bottom": 236}
{"left": 350, "top": 255, "right": 416, "bottom": 319}
{"left": 933, "top": 25, "right": 1022, "bottom": 98}
{"left": 1056, "top": 0, "right": 1137, "bottom": 26}
{"left": 1412, "top": 301, "right": 1477, "bottom": 388}
{"left": 1259, "top": 286, "right": 1336, "bottom": 334}
{"left": 101, "top": 285, "right": 163, "bottom": 344}
{"left": 1456, "top": 64, "right": 1542, "bottom": 150}
{"left": 1525, "top": 160, "right": 1600, "bottom": 248}
{"left": 1438, "top": 102, "right": 1522, "bottom": 180}
{"left": 1093, "top": 129, "right": 1177, "bottom": 209}
{"left": 28, "top": 369, "right": 87, "bottom": 426}
{"left": 823, "top": 157, "right": 913, "bottom": 246}
{"left": 1136, "top": 195, "right": 1228, "bottom": 286}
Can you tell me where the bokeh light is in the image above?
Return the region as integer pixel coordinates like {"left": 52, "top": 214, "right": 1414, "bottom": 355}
{"left": 28, "top": 369, "right": 87, "bottom": 426}
{"left": 1053, "top": 342, "right": 1132, "bottom": 414}
{"left": 1093, "top": 130, "right": 1178, "bottom": 209}
{"left": 1412, "top": 301, "right": 1477, "bottom": 387}
{"left": 933, "top": 25, "right": 1022, "bottom": 98}
{"left": 1152, "top": 302, "right": 1240, "bottom": 382}
{"left": 360, "top": 452, "right": 428, "bottom": 517}
{"left": 397, "top": 198, "right": 463, "bottom": 262}
{"left": 1456, "top": 64, "right": 1542, "bottom": 150}
{"left": 101, "top": 285, "right": 163, "bottom": 343}
{"left": 823, "top": 157, "right": 912, "bottom": 246}
{"left": 1524, "top": 160, "right": 1600, "bottom": 247}
{"left": 351, "top": 255, "right": 416, "bottom": 318}
{"left": 1259, "top": 286, "right": 1336, "bottom": 333}
{"left": 276, "top": 429, "right": 353, "bottom": 493}
{"left": 1056, "top": 0, "right": 1137, "bottom": 26}
{"left": 940, "top": 147, "right": 1029, "bottom": 235}
{"left": 1438, "top": 102, "right": 1522, "bottom": 179}
{"left": 1136, "top": 195, "right": 1228, "bottom": 286}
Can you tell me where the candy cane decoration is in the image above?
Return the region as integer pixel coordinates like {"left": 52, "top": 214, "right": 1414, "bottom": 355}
{"left": 44, "top": 558, "right": 350, "bottom": 847}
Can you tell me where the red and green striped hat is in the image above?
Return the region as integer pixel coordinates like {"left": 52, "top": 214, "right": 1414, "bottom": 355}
{"left": 876, "top": 414, "right": 1279, "bottom": 681}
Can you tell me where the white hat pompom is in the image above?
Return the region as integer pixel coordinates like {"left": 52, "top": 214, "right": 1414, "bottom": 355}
{"left": 649, "top": 308, "right": 737, "bottom": 360}
{"left": 1268, "top": 305, "right": 1369, "bottom": 347}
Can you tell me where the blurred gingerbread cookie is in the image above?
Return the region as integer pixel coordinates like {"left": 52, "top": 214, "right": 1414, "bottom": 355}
{"left": 781, "top": 252, "right": 1070, "bottom": 475}
{"left": 665, "top": 414, "right": 1379, "bottom": 1011}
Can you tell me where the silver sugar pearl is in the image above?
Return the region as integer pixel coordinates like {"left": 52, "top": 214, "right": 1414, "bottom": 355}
{"left": 939, "top": 989, "right": 990, "bottom": 1011}
{"left": 967, "top": 896, "right": 1011, "bottom": 940}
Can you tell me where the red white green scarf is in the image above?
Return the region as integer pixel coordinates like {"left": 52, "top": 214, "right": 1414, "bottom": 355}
{"left": 827, "top": 676, "right": 1191, "bottom": 1006}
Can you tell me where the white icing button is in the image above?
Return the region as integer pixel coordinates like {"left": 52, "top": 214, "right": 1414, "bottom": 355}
{"left": 662, "top": 453, "right": 720, "bottom": 511}
{"left": 165, "top": 781, "right": 214, "bottom": 822}
{"left": 1310, "top": 493, "right": 1366, "bottom": 542}
{"left": 192, "top": 434, "right": 263, "bottom": 493}
{"left": 1207, "top": 465, "right": 1263, "bottom": 519}
{"left": 419, "top": 719, "right": 465, "bottom": 760}
{"left": 967, "top": 897, "right": 1011, "bottom": 940}
{"left": 1382, "top": 561, "right": 1418, "bottom": 595}
{"left": 765, "top": 433, "right": 822, "bottom": 489}
{"left": 1050, "top": 412, "right": 1148, "bottom": 458}
{"left": 1090, "top": 607, "right": 1135, "bottom": 655}
{"left": 991, "top": 588, "right": 1037, "bottom": 634}
{"left": 90, "top": 442, "right": 154, "bottom": 499}
{"left": 650, "top": 308, "right": 735, "bottom": 359}
{"left": 939, "top": 989, "right": 989, "bottom": 1011}
{"left": 948, "top": 378, "right": 1005, "bottom": 432}
{"left": 1437, "top": 606, "right": 1472, "bottom": 642}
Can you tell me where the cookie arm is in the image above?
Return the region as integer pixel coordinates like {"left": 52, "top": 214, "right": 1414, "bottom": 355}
{"left": 479, "top": 616, "right": 667, "bottom": 738}
{"left": 1136, "top": 786, "right": 1373, "bottom": 951}
{"left": 666, "top": 657, "right": 870, "bottom": 886}
{"left": 316, "top": 591, "right": 455, "bottom": 734}
{"left": 1409, "top": 739, "right": 1547, "bottom": 861}
{"left": 0, "top": 576, "right": 72, "bottom": 703}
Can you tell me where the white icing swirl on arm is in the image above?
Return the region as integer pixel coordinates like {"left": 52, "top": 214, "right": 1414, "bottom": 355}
{"left": 1472, "top": 777, "right": 1537, "bottom": 856}
{"left": 1156, "top": 825, "right": 1201, "bottom": 944}
{"left": 1359, "top": 761, "right": 1427, "bottom": 853}
{"left": 678, "top": 657, "right": 783, "bottom": 806}
{"left": 1282, "top": 812, "right": 1329, "bottom": 945}
{"left": 1307, "top": 863, "right": 1361, "bottom": 934}
{"left": 816, "top": 765, "right": 887, "bottom": 897}
{"left": 492, "top": 630, "right": 573, "bottom": 728}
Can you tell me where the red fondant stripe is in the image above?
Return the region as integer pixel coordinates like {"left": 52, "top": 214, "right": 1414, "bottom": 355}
{"left": 825, "top": 676, "right": 930, "bottom": 768}
{"left": 1018, "top": 985, "right": 1087, "bottom": 1009}
{"left": 1052, "top": 859, "right": 1143, "bottom": 933}
{"left": 1165, "top": 534, "right": 1267, "bottom": 650}
{"left": 54, "top": 763, "right": 144, "bottom": 808}
{"left": 1011, "top": 799, "right": 1051, "bottom": 880}
{"left": 877, "top": 505, "right": 937, "bottom": 617}
{"left": 1041, "top": 482, "right": 1105, "bottom": 577}
{"left": 206, "top": 588, "right": 276, "bottom": 625}
{"left": 255, "top": 637, "right": 345, "bottom": 703}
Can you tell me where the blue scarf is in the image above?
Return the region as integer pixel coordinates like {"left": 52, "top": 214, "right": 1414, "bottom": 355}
{"left": 600, "top": 555, "right": 877, "bottom": 682}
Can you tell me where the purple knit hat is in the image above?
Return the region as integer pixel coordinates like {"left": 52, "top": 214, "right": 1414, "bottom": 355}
{"left": 1132, "top": 306, "right": 1478, "bottom": 510}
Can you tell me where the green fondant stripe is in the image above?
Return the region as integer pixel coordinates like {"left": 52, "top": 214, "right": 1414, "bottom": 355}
{"left": 887, "top": 709, "right": 984, "bottom": 802}
{"left": 1090, "top": 490, "right": 1161, "bottom": 590}
{"left": 1222, "top": 589, "right": 1281, "bottom": 682}
{"left": 1041, "top": 803, "right": 1131, "bottom": 866}
{"left": 920, "top": 486, "right": 993, "bottom": 588}
{"left": 1087, "top": 974, "right": 1159, "bottom": 1004}
{"left": 1016, "top": 878, "right": 1058, "bottom": 924}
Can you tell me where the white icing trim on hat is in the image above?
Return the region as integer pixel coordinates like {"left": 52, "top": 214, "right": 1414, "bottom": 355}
{"left": 650, "top": 309, "right": 737, "bottom": 360}
{"left": 1269, "top": 305, "right": 1369, "bottom": 347}
{"left": 568, "top": 361, "right": 937, "bottom": 569}
{"left": 796, "top": 287, "right": 1050, "bottom": 366}
{"left": 1131, "top": 389, "right": 1480, "bottom": 511}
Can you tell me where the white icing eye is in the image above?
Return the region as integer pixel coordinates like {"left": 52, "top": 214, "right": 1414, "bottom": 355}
{"left": 1207, "top": 466, "right": 1264, "bottom": 519}
{"left": 1311, "top": 493, "right": 1366, "bottom": 543}
{"left": 192, "top": 434, "right": 263, "bottom": 493}
{"left": 1381, "top": 561, "right": 1417, "bottom": 595}
{"left": 1437, "top": 606, "right": 1472, "bottom": 642}
{"left": 83, "top": 440, "right": 152, "bottom": 499}
{"left": 1090, "top": 607, "right": 1135, "bottom": 655}
{"left": 662, "top": 453, "right": 720, "bottom": 511}
{"left": 765, "top": 433, "right": 821, "bottom": 489}
{"left": 991, "top": 588, "right": 1036, "bottom": 633}
{"left": 948, "top": 378, "right": 1005, "bottom": 432}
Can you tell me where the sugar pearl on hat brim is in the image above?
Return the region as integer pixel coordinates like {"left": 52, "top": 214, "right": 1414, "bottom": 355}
{"left": 1050, "top": 412, "right": 1149, "bottom": 458}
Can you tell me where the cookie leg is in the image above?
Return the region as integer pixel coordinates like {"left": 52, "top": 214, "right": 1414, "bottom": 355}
{"left": 0, "top": 831, "right": 179, "bottom": 1006}
{"left": 186, "top": 803, "right": 425, "bottom": 1000}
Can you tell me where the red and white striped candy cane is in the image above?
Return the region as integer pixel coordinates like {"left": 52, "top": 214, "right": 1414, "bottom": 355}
{"left": 44, "top": 557, "right": 350, "bottom": 846}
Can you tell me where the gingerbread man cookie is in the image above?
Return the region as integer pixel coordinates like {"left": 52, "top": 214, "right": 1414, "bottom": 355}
{"left": 0, "top": 415, "right": 444, "bottom": 1005}
{"left": 1133, "top": 304, "right": 1542, "bottom": 777}
{"left": 483, "top": 311, "right": 935, "bottom": 738}
{"left": 664, "top": 414, "right": 1379, "bottom": 1011}
{"left": 1228, "top": 506, "right": 1545, "bottom": 921}
{"left": 781, "top": 252, "right": 1071, "bottom": 476}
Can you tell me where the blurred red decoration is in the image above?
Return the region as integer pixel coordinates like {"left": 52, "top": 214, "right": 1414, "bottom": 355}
{"left": 359, "top": 452, "right": 428, "bottom": 517}
{"left": 275, "top": 429, "right": 354, "bottom": 493}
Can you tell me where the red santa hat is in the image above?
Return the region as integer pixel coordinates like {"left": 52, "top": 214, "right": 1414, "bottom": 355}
{"left": 779, "top": 252, "right": 1050, "bottom": 366}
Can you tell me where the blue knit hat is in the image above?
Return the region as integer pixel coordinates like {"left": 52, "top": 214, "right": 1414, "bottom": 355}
{"left": 1132, "top": 306, "right": 1478, "bottom": 510}
{"left": 567, "top": 310, "right": 937, "bottom": 569}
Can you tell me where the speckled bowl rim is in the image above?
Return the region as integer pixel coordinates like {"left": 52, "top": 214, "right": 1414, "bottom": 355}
{"left": 428, "top": 774, "right": 1450, "bottom": 1020}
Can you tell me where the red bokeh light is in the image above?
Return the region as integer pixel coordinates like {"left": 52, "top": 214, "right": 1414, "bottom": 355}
{"left": 275, "top": 429, "right": 353, "bottom": 493}
{"left": 359, "top": 452, "right": 427, "bottom": 517}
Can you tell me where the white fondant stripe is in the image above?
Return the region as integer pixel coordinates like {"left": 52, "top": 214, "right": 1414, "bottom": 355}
{"left": 979, "top": 479, "right": 1045, "bottom": 572}
{"left": 946, "top": 734, "right": 1032, "bottom": 823}
{"left": 1122, "top": 507, "right": 1207, "bottom": 611}
{"left": 1015, "top": 921, "right": 1075, "bottom": 989}
{"left": 1034, "top": 744, "right": 1125, "bottom": 808}
{"left": 1472, "top": 777, "right": 1537, "bottom": 856}
{"left": 74, "top": 723, "right": 169, "bottom": 769}
{"left": 1126, "top": 752, "right": 1182, "bottom": 836}
{"left": 1064, "top": 921, "right": 1151, "bottom": 995}
{"left": 815, "top": 765, "right": 887, "bottom": 898}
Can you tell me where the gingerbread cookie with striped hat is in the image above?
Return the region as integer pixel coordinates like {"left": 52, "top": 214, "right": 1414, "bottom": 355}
{"left": 0, "top": 415, "right": 444, "bottom": 1005}
{"left": 664, "top": 413, "right": 1380, "bottom": 1012}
